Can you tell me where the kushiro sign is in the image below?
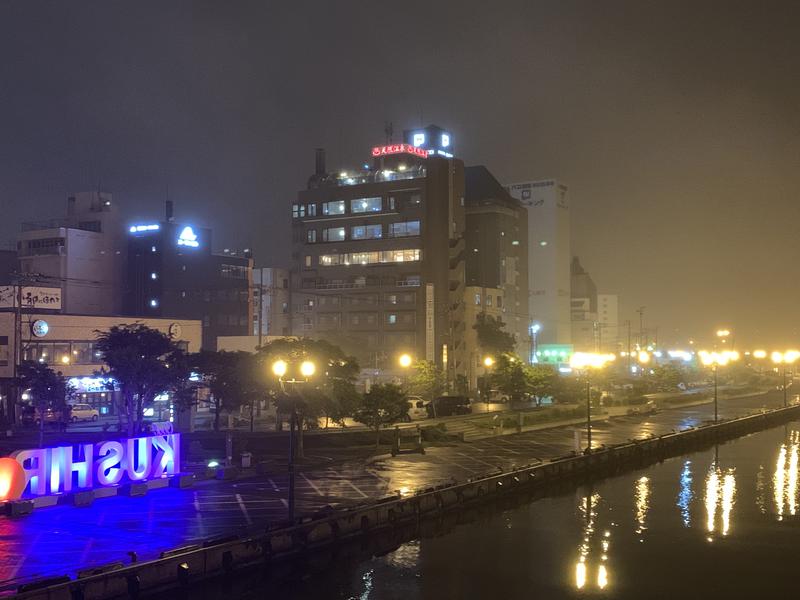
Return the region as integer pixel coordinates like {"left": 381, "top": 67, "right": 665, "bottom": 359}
{"left": 0, "top": 430, "right": 181, "bottom": 501}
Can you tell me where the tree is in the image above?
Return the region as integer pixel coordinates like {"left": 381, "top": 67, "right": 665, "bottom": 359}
{"left": 94, "top": 324, "right": 190, "bottom": 436}
{"left": 259, "top": 337, "right": 360, "bottom": 456}
{"left": 17, "top": 361, "right": 75, "bottom": 447}
{"left": 192, "top": 351, "right": 263, "bottom": 431}
{"left": 353, "top": 383, "right": 409, "bottom": 447}
{"left": 527, "top": 364, "right": 559, "bottom": 402}
{"left": 649, "top": 364, "right": 684, "bottom": 392}
{"left": 489, "top": 354, "right": 530, "bottom": 402}
{"left": 406, "top": 360, "right": 445, "bottom": 401}
{"left": 473, "top": 313, "right": 516, "bottom": 356}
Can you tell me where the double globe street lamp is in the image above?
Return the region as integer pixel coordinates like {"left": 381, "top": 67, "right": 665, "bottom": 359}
{"left": 771, "top": 351, "right": 799, "bottom": 408}
{"left": 271, "top": 358, "right": 316, "bottom": 521}
{"left": 699, "top": 350, "right": 739, "bottom": 423}
{"left": 569, "top": 353, "right": 616, "bottom": 453}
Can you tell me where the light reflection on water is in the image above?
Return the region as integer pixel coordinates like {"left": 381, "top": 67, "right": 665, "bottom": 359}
{"left": 773, "top": 430, "right": 800, "bottom": 520}
{"left": 574, "top": 492, "right": 610, "bottom": 591}
{"left": 677, "top": 461, "right": 693, "bottom": 527}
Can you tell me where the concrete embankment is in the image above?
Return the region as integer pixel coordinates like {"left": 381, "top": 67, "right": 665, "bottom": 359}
{"left": 16, "top": 404, "right": 800, "bottom": 600}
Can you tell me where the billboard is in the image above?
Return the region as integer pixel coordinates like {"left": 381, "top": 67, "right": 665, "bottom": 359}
{"left": 0, "top": 286, "right": 62, "bottom": 310}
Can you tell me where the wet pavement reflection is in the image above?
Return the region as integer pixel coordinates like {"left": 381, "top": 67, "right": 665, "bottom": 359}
{"left": 205, "top": 419, "right": 800, "bottom": 599}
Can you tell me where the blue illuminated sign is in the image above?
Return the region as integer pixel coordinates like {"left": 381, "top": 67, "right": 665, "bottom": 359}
{"left": 5, "top": 433, "right": 181, "bottom": 499}
{"left": 31, "top": 319, "right": 49, "bottom": 338}
{"left": 177, "top": 226, "right": 200, "bottom": 248}
{"left": 129, "top": 224, "right": 161, "bottom": 233}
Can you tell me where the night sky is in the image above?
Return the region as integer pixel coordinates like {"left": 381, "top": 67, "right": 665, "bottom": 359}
{"left": 2, "top": 1, "right": 799, "bottom": 347}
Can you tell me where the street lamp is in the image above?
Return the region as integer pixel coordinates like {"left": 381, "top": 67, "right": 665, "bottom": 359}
{"left": 530, "top": 323, "right": 541, "bottom": 364}
{"left": 398, "top": 353, "right": 413, "bottom": 369}
{"left": 483, "top": 356, "right": 495, "bottom": 368}
{"left": 270, "top": 357, "right": 316, "bottom": 521}
{"left": 570, "top": 353, "right": 616, "bottom": 452}
{"left": 771, "top": 351, "right": 799, "bottom": 407}
{"left": 699, "top": 351, "right": 738, "bottom": 423}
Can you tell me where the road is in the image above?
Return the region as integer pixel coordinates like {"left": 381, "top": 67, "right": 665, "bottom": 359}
{"left": 0, "top": 391, "right": 783, "bottom": 590}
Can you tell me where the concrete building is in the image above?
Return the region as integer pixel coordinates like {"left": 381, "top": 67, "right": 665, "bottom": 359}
{"left": 0, "top": 312, "right": 201, "bottom": 421}
{"left": 506, "top": 180, "right": 571, "bottom": 346}
{"left": 253, "top": 267, "right": 291, "bottom": 341}
{"left": 290, "top": 125, "right": 467, "bottom": 383}
{"left": 125, "top": 205, "right": 253, "bottom": 350}
{"left": 570, "top": 256, "right": 598, "bottom": 351}
{"left": 464, "top": 166, "right": 530, "bottom": 370}
{"left": 597, "top": 293, "right": 620, "bottom": 352}
{"left": 16, "top": 192, "right": 125, "bottom": 315}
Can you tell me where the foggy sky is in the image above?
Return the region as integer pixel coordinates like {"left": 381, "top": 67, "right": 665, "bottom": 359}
{"left": 2, "top": 0, "right": 799, "bottom": 347}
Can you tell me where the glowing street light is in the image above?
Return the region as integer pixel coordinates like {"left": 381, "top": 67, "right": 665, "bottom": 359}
{"left": 699, "top": 350, "right": 739, "bottom": 422}
{"left": 483, "top": 356, "right": 495, "bottom": 368}
{"left": 569, "top": 353, "right": 616, "bottom": 452}
{"left": 753, "top": 350, "right": 767, "bottom": 359}
{"left": 716, "top": 329, "right": 731, "bottom": 338}
{"left": 271, "top": 359, "right": 288, "bottom": 378}
{"left": 398, "top": 353, "right": 413, "bottom": 369}
{"left": 300, "top": 360, "right": 316, "bottom": 378}
{"left": 772, "top": 351, "right": 799, "bottom": 407}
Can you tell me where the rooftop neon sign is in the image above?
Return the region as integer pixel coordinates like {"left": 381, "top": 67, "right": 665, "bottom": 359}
{"left": 371, "top": 144, "right": 428, "bottom": 159}
{"left": 129, "top": 224, "right": 160, "bottom": 233}
{"left": 177, "top": 226, "right": 199, "bottom": 248}
{"left": 1, "top": 433, "right": 181, "bottom": 500}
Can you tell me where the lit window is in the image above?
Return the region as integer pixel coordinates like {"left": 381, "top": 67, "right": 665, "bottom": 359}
{"left": 351, "top": 197, "right": 382, "bottom": 213}
{"left": 151, "top": 245, "right": 157, "bottom": 253}
{"left": 474, "top": 294, "right": 481, "bottom": 305}
{"left": 322, "top": 201, "right": 345, "bottom": 215}
{"left": 387, "top": 314, "right": 397, "bottom": 324}
{"left": 304, "top": 255, "right": 312, "bottom": 267}
{"left": 539, "top": 241, "right": 547, "bottom": 246}
{"left": 307, "top": 229, "right": 317, "bottom": 243}
{"left": 307, "top": 203, "right": 317, "bottom": 216}
{"left": 322, "top": 227, "right": 346, "bottom": 242}
{"left": 511, "top": 240, "right": 520, "bottom": 246}
{"left": 150, "top": 272, "right": 158, "bottom": 280}
{"left": 150, "top": 299, "right": 159, "bottom": 308}
{"left": 487, "top": 295, "right": 492, "bottom": 307}
{"left": 387, "top": 294, "right": 397, "bottom": 305}
{"left": 352, "top": 224, "right": 382, "bottom": 240}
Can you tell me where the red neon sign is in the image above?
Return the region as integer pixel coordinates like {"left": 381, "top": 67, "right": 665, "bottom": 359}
{"left": 371, "top": 144, "right": 428, "bottom": 159}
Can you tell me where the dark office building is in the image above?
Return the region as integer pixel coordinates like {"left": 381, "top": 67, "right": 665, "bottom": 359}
{"left": 125, "top": 213, "right": 252, "bottom": 350}
{"left": 291, "top": 124, "right": 467, "bottom": 381}
{"left": 464, "top": 166, "right": 530, "bottom": 355}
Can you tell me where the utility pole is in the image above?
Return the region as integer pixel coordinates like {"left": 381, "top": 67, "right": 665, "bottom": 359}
{"left": 636, "top": 306, "right": 646, "bottom": 348}
{"left": 626, "top": 320, "right": 632, "bottom": 374}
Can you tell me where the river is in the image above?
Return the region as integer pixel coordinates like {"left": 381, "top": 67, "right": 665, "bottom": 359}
{"left": 184, "top": 420, "right": 800, "bottom": 599}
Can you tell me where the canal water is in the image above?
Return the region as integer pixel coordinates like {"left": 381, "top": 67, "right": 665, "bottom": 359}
{"left": 193, "top": 421, "right": 800, "bottom": 599}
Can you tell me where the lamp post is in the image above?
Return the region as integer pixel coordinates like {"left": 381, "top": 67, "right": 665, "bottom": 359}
{"left": 699, "top": 351, "right": 738, "bottom": 423}
{"left": 569, "top": 353, "right": 615, "bottom": 453}
{"left": 529, "top": 323, "right": 541, "bottom": 364}
{"left": 482, "top": 356, "right": 494, "bottom": 411}
{"left": 271, "top": 358, "right": 315, "bottom": 521}
{"left": 771, "top": 351, "right": 799, "bottom": 407}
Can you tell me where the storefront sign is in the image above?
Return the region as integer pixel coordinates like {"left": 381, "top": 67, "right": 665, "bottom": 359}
{"left": 2, "top": 433, "right": 181, "bottom": 500}
{"left": 0, "top": 286, "right": 62, "bottom": 310}
{"left": 371, "top": 144, "right": 428, "bottom": 159}
{"left": 177, "top": 226, "right": 200, "bottom": 248}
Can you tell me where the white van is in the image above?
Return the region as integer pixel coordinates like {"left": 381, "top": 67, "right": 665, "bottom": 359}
{"left": 406, "top": 396, "right": 430, "bottom": 421}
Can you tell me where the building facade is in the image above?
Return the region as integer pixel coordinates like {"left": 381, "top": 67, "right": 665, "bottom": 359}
{"left": 253, "top": 267, "right": 291, "bottom": 341}
{"left": 570, "top": 256, "right": 598, "bottom": 351}
{"left": 597, "top": 293, "right": 620, "bottom": 352}
{"left": 16, "top": 192, "right": 125, "bottom": 315}
{"left": 290, "top": 126, "right": 467, "bottom": 383}
{"left": 0, "top": 312, "right": 201, "bottom": 420}
{"left": 125, "top": 216, "right": 253, "bottom": 350}
{"left": 506, "top": 180, "right": 571, "bottom": 346}
{"left": 464, "top": 166, "right": 530, "bottom": 366}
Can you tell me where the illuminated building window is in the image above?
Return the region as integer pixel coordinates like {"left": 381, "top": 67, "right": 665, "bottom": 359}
{"left": 388, "top": 221, "right": 420, "bottom": 238}
{"left": 151, "top": 245, "right": 157, "bottom": 253}
{"left": 387, "top": 313, "right": 397, "bottom": 324}
{"left": 307, "top": 203, "right": 317, "bottom": 216}
{"left": 307, "top": 229, "right": 317, "bottom": 243}
{"left": 352, "top": 224, "right": 382, "bottom": 240}
{"left": 474, "top": 293, "right": 481, "bottom": 305}
{"left": 292, "top": 204, "right": 306, "bottom": 218}
{"left": 304, "top": 255, "right": 312, "bottom": 267}
{"left": 150, "top": 272, "right": 158, "bottom": 280}
{"left": 322, "top": 201, "right": 345, "bottom": 215}
{"left": 322, "top": 227, "right": 346, "bottom": 242}
{"left": 150, "top": 299, "right": 159, "bottom": 308}
{"left": 318, "top": 249, "right": 420, "bottom": 266}
{"left": 386, "top": 294, "right": 397, "bottom": 305}
{"left": 351, "top": 197, "right": 382, "bottom": 213}
{"left": 487, "top": 295, "right": 493, "bottom": 307}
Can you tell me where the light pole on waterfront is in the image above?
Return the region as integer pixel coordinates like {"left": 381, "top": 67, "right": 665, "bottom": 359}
{"left": 482, "top": 356, "right": 495, "bottom": 411}
{"left": 771, "top": 351, "right": 799, "bottom": 407}
{"left": 271, "top": 357, "right": 316, "bottom": 522}
{"left": 569, "top": 353, "right": 615, "bottom": 453}
{"left": 699, "top": 350, "right": 739, "bottom": 423}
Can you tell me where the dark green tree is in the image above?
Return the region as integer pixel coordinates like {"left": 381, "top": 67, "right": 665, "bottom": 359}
{"left": 17, "top": 361, "right": 75, "bottom": 447}
{"left": 473, "top": 313, "right": 516, "bottom": 356}
{"left": 353, "top": 383, "right": 409, "bottom": 447}
{"left": 649, "top": 364, "right": 684, "bottom": 392}
{"left": 192, "top": 351, "right": 263, "bottom": 431}
{"left": 94, "top": 323, "right": 190, "bottom": 436}
{"left": 489, "top": 354, "right": 530, "bottom": 402}
{"left": 406, "top": 360, "right": 445, "bottom": 401}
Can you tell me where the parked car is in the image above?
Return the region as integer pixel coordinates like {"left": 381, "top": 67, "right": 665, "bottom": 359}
{"left": 69, "top": 403, "right": 99, "bottom": 422}
{"left": 405, "top": 396, "right": 430, "bottom": 421}
{"left": 431, "top": 395, "right": 472, "bottom": 417}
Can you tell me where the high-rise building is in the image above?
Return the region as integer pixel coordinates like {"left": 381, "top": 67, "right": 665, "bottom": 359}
{"left": 290, "top": 125, "right": 467, "bottom": 382}
{"left": 464, "top": 166, "right": 529, "bottom": 374}
{"left": 253, "top": 266, "right": 291, "bottom": 339}
{"left": 597, "top": 293, "right": 619, "bottom": 352}
{"left": 125, "top": 205, "right": 253, "bottom": 350}
{"left": 16, "top": 192, "right": 125, "bottom": 315}
{"left": 570, "top": 256, "right": 598, "bottom": 351}
{"left": 505, "top": 180, "right": 571, "bottom": 346}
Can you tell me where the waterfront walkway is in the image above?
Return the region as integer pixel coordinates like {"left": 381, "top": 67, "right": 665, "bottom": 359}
{"left": 0, "top": 391, "right": 783, "bottom": 591}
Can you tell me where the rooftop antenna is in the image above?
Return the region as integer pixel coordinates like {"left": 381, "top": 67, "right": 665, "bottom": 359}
{"left": 384, "top": 121, "right": 393, "bottom": 143}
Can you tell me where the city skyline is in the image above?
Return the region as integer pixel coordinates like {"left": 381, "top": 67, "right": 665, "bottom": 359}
{"left": 2, "top": 1, "right": 800, "bottom": 346}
